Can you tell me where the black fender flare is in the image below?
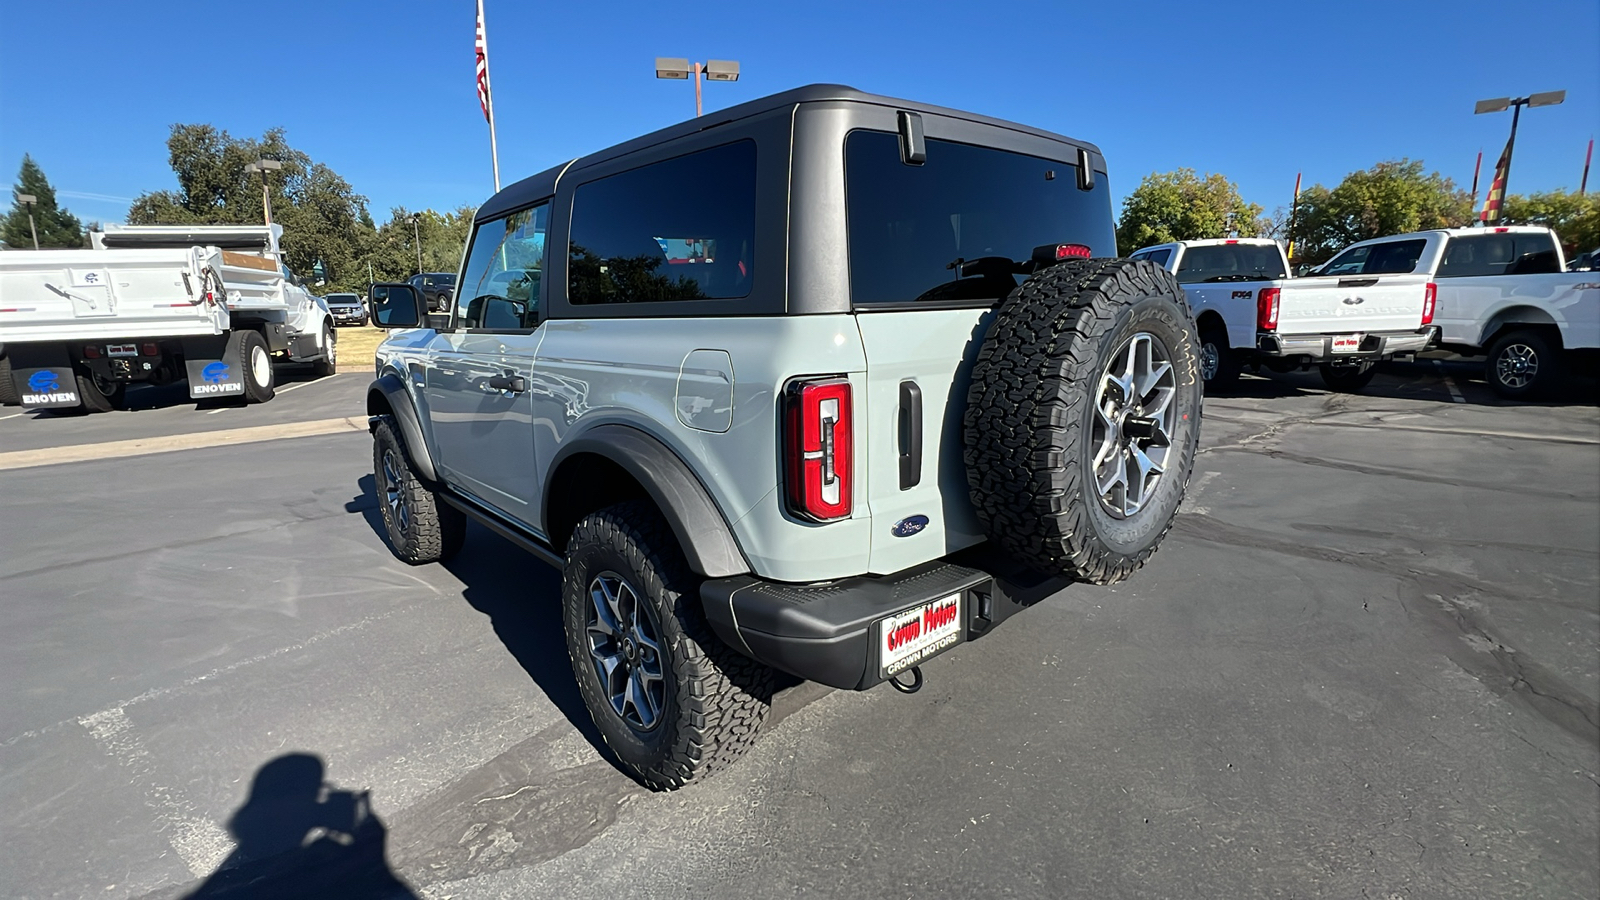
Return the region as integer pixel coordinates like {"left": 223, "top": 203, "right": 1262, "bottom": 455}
{"left": 368, "top": 371, "right": 439, "bottom": 483}
{"left": 545, "top": 424, "right": 751, "bottom": 578}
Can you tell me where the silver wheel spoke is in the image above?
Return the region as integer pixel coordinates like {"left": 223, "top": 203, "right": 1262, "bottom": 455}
{"left": 1092, "top": 331, "right": 1179, "bottom": 519}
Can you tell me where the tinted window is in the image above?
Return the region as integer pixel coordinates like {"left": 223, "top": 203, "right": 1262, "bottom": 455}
{"left": 456, "top": 203, "right": 549, "bottom": 330}
{"left": 845, "top": 131, "right": 1112, "bottom": 305}
{"left": 1320, "top": 239, "right": 1427, "bottom": 276}
{"left": 568, "top": 141, "right": 756, "bottom": 304}
{"left": 1143, "top": 248, "right": 1172, "bottom": 268}
{"left": 1174, "top": 244, "right": 1284, "bottom": 284}
{"left": 1438, "top": 232, "right": 1561, "bottom": 278}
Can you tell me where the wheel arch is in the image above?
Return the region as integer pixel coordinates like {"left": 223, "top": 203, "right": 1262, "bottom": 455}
{"left": 1479, "top": 306, "right": 1563, "bottom": 350}
{"left": 543, "top": 424, "right": 751, "bottom": 578}
{"left": 1195, "top": 309, "right": 1229, "bottom": 343}
{"left": 367, "top": 371, "right": 439, "bottom": 483}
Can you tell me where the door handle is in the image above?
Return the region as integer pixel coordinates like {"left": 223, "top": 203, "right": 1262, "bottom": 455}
{"left": 487, "top": 373, "right": 527, "bottom": 393}
{"left": 898, "top": 380, "right": 922, "bottom": 490}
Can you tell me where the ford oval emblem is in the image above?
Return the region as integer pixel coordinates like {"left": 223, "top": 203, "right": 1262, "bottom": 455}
{"left": 891, "top": 515, "right": 930, "bottom": 538}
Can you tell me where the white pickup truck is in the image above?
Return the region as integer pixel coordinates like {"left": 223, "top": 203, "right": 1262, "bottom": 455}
{"left": 1130, "top": 237, "right": 1438, "bottom": 392}
{"left": 1316, "top": 226, "right": 1598, "bottom": 397}
{"left": 0, "top": 224, "right": 335, "bottom": 412}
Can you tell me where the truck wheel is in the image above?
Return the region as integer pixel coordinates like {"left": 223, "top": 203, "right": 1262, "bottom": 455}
{"left": 372, "top": 416, "right": 464, "bottom": 563}
{"left": 0, "top": 357, "right": 18, "bottom": 406}
{"left": 563, "top": 500, "right": 772, "bottom": 791}
{"left": 964, "top": 258, "right": 1203, "bottom": 584}
{"left": 231, "top": 330, "right": 276, "bottom": 403}
{"left": 312, "top": 323, "right": 337, "bottom": 377}
{"left": 1318, "top": 361, "right": 1378, "bottom": 393}
{"left": 1198, "top": 323, "right": 1240, "bottom": 392}
{"left": 75, "top": 371, "right": 126, "bottom": 414}
{"left": 1486, "top": 329, "right": 1559, "bottom": 399}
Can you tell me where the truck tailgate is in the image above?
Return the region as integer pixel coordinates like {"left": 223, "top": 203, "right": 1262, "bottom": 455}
{"left": 0, "top": 248, "right": 222, "bottom": 341}
{"left": 1276, "top": 274, "right": 1431, "bottom": 335}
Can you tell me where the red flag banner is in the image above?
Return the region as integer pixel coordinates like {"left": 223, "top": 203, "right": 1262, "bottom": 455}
{"left": 475, "top": 0, "right": 492, "bottom": 123}
{"left": 1480, "top": 135, "right": 1511, "bottom": 223}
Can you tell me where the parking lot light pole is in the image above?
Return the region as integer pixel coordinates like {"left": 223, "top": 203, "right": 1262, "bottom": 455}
{"left": 1473, "top": 91, "right": 1566, "bottom": 207}
{"left": 655, "top": 58, "right": 740, "bottom": 117}
{"left": 411, "top": 213, "right": 424, "bottom": 276}
{"left": 243, "top": 159, "right": 283, "bottom": 227}
{"left": 16, "top": 193, "right": 39, "bottom": 249}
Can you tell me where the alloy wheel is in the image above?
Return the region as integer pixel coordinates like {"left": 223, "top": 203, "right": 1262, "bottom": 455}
{"left": 1091, "top": 332, "right": 1177, "bottom": 519}
{"left": 585, "top": 571, "right": 666, "bottom": 732}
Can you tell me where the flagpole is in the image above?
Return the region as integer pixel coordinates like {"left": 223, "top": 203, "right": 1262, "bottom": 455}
{"left": 1469, "top": 150, "right": 1482, "bottom": 208}
{"left": 1285, "top": 171, "right": 1302, "bottom": 263}
{"left": 478, "top": 0, "right": 502, "bottom": 192}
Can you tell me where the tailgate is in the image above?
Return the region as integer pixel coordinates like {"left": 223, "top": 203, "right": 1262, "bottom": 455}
{"left": 1277, "top": 274, "right": 1431, "bottom": 335}
{"left": 0, "top": 248, "right": 219, "bottom": 341}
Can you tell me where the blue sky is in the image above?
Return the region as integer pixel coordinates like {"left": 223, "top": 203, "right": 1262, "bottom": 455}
{"left": 1, "top": 0, "right": 1595, "bottom": 226}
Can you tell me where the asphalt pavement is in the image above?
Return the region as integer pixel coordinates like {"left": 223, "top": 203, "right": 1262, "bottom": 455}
{"left": 1, "top": 361, "right": 1596, "bottom": 899}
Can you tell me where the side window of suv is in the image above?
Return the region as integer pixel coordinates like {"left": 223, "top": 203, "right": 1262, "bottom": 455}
{"left": 567, "top": 140, "right": 757, "bottom": 304}
{"left": 456, "top": 203, "right": 549, "bottom": 331}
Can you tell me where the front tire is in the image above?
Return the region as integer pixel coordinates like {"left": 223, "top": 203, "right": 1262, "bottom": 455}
{"left": 312, "top": 323, "right": 337, "bottom": 377}
{"left": 964, "top": 258, "right": 1203, "bottom": 585}
{"left": 1486, "top": 329, "right": 1559, "bottom": 399}
{"left": 1318, "top": 360, "right": 1378, "bottom": 393}
{"left": 372, "top": 417, "right": 464, "bottom": 564}
{"left": 563, "top": 500, "right": 772, "bottom": 791}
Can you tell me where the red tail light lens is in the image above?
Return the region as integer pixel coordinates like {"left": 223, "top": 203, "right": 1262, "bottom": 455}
{"left": 1421, "top": 282, "right": 1437, "bottom": 325}
{"left": 783, "top": 377, "right": 852, "bottom": 522}
{"left": 1055, "top": 243, "right": 1092, "bottom": 260}
{"left": 1256, "top": 287, "right": 1281, "bottom": 331}
{"left": 83, "top": 345, "right": 101, "bottom": 359}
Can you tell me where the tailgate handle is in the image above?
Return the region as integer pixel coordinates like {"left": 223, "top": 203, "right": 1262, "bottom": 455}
{"left": 898, "top": 380, "right": 922, "bottom": 490}
{"left": 1338, "top": 278, "right": 1379, "bottom": 287}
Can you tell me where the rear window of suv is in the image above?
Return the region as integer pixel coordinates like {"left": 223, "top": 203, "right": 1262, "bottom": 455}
{"left": 1437, "top": 232, "right": 1561, "bottom": 277}
{"left": 568, "top": 140, "right": 757, "bottom": 304}
{"left": 1174, "top": 244, "right": 1286, "bottom": 284}
{"left": 845, "top": 131, "right": 1111, "bottom": 306}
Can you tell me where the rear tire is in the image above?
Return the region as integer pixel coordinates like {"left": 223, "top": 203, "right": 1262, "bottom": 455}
{"left": 964, "top": 258, "right": 1203, "bottom": 584}
{"left": 231, "top": 330, "right": 275, "bottom": 403}
{"left": 1198, "top": 322, "right": 1241, "bottom": 392}
{"left": 312, "top": 323, "right": 337, "bottom": 377}
{"left": 372, "top": 417, "right": 464, "bottom": 564}
{"left": 0, "top": 356, "right": 18, "bottom": 406}
{"left": 75, "top": 371, "right": 126, "bottom": 414}
{"left": 1485, "top": 329, "right": 1559, "bottom": 399}
{"left": 563, "top": 500, "right": 772, "bottom": 791}
{"left": 1318, "top": 361, "right": 1378, "bottom": 393}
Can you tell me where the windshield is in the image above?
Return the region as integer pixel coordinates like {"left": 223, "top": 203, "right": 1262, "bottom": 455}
{"left": 1173, "top": 244, "right": 1286, "bottom": 284}
{"left": 1320, "top": 239, "right": 1427, "bottom": 276}
{"left": 325, "top": 294, "right": 359, "bottom": 302}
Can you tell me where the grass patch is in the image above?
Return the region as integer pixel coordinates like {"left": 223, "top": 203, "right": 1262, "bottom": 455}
{"left": 333, "top": 324, "right": 391, "bottom": 371}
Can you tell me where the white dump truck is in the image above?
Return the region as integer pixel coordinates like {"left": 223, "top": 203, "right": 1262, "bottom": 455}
{"left": 0, "top": 224, "right": 334, "bottom": 412}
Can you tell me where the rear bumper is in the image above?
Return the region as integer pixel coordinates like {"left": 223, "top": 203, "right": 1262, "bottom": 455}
{"left": 702, "top": 545, "right": 1070, "bottom": 691}
{"left": 1256, "top": 326, "right": 1439, "bottom": 361}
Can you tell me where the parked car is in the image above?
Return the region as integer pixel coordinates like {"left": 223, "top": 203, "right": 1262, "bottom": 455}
{"left": 364, "top": 84, "right": 1203, "bottom": 790}
{"left": 407, "top": 272, "right": 456, "bottom": 312}
{"left": 324, "top": 292, "right": 368, "bottom": 327}
{"left": 1130, "top": 237, "right": 1437, "bottom": 392}
{"left": 1567, "top": 247, "right": 1598, "bottom": 272}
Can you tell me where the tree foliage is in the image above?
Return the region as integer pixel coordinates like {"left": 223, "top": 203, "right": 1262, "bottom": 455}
{"left": 1289, "top": 160, "right": 1471, "bottom": 264}
{"left": 1500, "top": 189, "right": 1600, "bottom": 256}
{"left": 1115, "top": 169, "right": 1263, "bottom": 254}
{"left": 4, "top": 155, "right": 84, "bottom": 249}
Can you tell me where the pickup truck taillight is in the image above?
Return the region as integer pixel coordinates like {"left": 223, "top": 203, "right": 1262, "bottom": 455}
{"left": 783, "top": 377, "right": 852, "bottom": 522}
{"left": 1421, "top": 282, "right": 1437, "bottom": 325}
{"left": 1256, "top": 287, "right": 1281, "bottom": 331}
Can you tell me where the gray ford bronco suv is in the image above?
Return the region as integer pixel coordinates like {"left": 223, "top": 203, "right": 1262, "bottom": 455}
{"left": 365, "top": 85, "right": 1202, "bottom": 790}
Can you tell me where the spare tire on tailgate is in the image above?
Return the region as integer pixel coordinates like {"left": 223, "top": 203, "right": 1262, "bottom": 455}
{"left": 963, "top": 258, "right": 1202, "bottom": 584}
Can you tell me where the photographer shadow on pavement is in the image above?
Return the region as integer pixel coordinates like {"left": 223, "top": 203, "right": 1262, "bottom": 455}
{"left": 182, "top": 753, "right": 417, "bottom": 900}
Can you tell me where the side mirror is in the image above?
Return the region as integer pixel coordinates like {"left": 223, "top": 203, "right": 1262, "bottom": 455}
{"left": 369, "top": 283, "right": 428, "bottom": 329}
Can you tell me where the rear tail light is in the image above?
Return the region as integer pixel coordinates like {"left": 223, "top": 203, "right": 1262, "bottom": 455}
{"left": 141, "top": 343, "right": 160, "bottom": 357}
{"left": 1421, "top": 283, "right": 1437, "bottom": 325}
{"left": 1256, "top": 287, "right": 1281, "bottom": 331}
{"left": 1030, "top": 243, "right": 1093, "bottom": 265}
{"left": 83, "top": 345, "right": 101, "bottom": 359}
{"left": 783, "top": 377, "right": 852, "bottom": 522}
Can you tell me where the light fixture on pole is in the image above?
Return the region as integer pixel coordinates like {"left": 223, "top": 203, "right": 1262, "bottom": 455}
{"left": 1473, "top": 90, "right": 1565, "bottom": 222}
{"left": 654, "top": 57, "right": 740, "bottom": 117}
{"left": 243, "top": 159, "right": 284, "bottom": 226}
{"left": 16, "top": 193, "right": 39, "bottom": 250}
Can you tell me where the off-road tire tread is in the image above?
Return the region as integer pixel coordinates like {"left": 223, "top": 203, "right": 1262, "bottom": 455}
{"left": 963, "top": 257, "right": 1200, "bottom": 585}
{"left": 372, "top": 417, "right": 464, "bottom": 564}
{"left": 565, "top": 500, "right": 772, "bottom": 791}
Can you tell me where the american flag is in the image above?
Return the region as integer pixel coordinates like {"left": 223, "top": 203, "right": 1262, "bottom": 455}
{"left": 475, "top": 0, "right": 492, "bottom": 123}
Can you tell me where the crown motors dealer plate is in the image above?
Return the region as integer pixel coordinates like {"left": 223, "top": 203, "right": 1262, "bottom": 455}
{"left": 878, "top": 593, "right": 963, "bottom": 680}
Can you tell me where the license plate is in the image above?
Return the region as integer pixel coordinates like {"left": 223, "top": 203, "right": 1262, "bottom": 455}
{"left": 879, "top": 593, "right": 963, "bottom": 678}
{"left": 107, "top": 344, "right": 138, "bottom": 357}
{"left": 1331, "top": 334, "right": 1364, "bottom": 353}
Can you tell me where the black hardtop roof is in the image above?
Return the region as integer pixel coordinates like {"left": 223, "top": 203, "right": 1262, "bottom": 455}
{"left": 476, "top": 83, "right": 1104, "bottom": 222}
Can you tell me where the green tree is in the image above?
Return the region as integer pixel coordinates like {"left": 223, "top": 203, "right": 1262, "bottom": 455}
{"left": 1115, "top": 169, "right": 1263, "bottom": 254}
{"left": 1500, "top": 189, "right": 1600, "bottom": 256}
{"left": 128, "top": 125, "right": 374, "bottom": 290}
{"left": 4, "top": 155, "right": 84, "bottom": 249}
{"left": 363, "top": 206, "right": 476, "bottom": 285}
{"left": 1290, "top": 160, "right": 1472, "bottom": 264}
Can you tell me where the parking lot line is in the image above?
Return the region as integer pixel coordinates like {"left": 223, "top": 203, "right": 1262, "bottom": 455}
{"left": 0, "top": 416, "right": 368, "bottom": 470}
{"left": 0, "top": 412, "right": 21, "bottom": 421}
{"left": 1433, "top": 360, "right": 1466, "bottom": 403}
